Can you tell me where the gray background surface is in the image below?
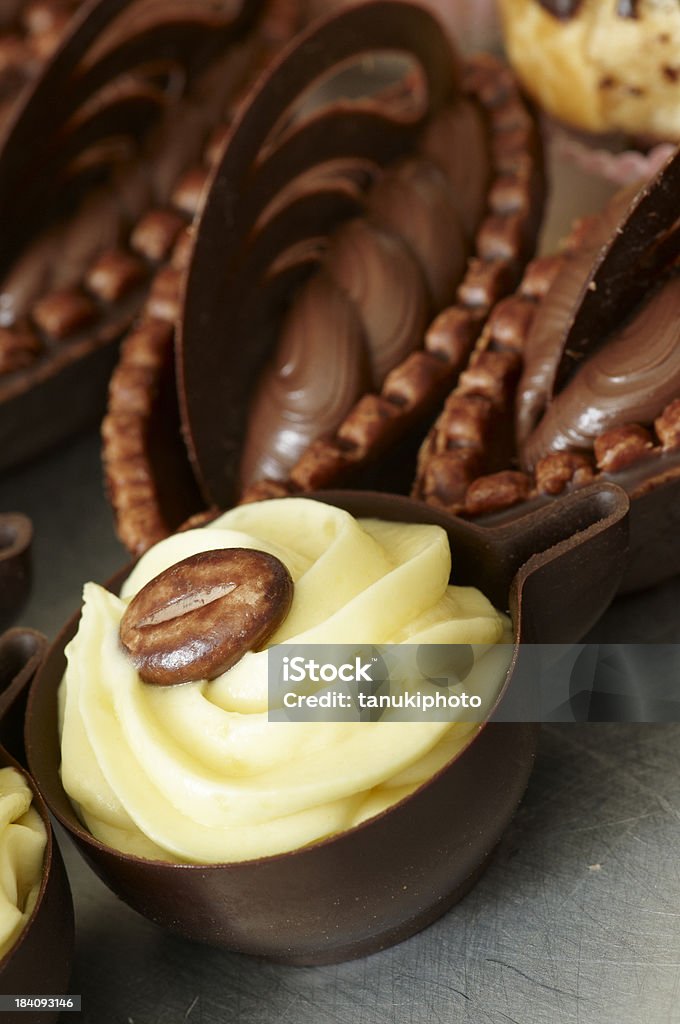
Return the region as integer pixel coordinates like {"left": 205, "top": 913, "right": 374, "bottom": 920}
{"left": 1, "top": 144, "right": 679, "bottom": 1024}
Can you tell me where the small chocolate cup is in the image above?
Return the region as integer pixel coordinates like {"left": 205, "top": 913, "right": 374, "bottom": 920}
{"left": 26, "top": 487, "right": 628, "bottom": 965}
{"left": 0, "top": 630, "right": 74, "bottom": 1022}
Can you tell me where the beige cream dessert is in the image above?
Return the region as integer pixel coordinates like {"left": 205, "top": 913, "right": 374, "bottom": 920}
{"left": 59, "top": 498, "right": 512, "bottom": 864}
{"left": 0, "top": 767, "right": 47, "bottom": 961}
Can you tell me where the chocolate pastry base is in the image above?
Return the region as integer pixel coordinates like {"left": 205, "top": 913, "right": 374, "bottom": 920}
{"left": 25, "top": 486, "right": 628, "bottom": 964}
{"left": 0, "top": 0, "right": 300, "bottom": 475}
{"left": 0, "top": 628, "right": 73, "bottom": 1022}
{"left": 104, "top": 1, "right": 545, "bottom": 555}
{"left": 415, "top": 149, "right": 680, "bottom": 593}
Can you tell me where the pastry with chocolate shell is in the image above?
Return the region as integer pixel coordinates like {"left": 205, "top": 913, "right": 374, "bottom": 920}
{"left": 104, "top": 0, "right": 545, "bottom": 554}
{"left": 415, "top": 146, "right": 680, "bottom": 593}
{"left": 0, "top": 0, "right": 306, "bottom": 474}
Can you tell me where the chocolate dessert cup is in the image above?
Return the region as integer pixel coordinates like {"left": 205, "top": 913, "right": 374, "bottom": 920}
{"left": 0, "top": 0, "right": 305, "bottom": 472}
{"left": 415, "top": 146, "right": 680, "bottom": 593}
{"left": 25, "top": 486, "right": 628, "bottom": 965}
{"left": 0, "top": 628, "right": 74, "bottom": 1022}
{"left": 103, "top": 0, "right": 546, "bottom": 555}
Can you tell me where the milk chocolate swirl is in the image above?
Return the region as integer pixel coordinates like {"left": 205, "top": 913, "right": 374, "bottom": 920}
{"left": 368, "top": 157, "right": 467, "bottom": 310}
{"left": 239, "top": 274, "right": 369, "bottom": 488}
{"left": 523, "top": 273, "right": 680, "bottom": 467}
{"left": 516, "top": 188, "right": 635, "bottom": 450}
{"left": 419, "top": 99, "right": 490, "bottom": 241}
{"left": 324, "top": 218, "right": 429, "bottom": 387}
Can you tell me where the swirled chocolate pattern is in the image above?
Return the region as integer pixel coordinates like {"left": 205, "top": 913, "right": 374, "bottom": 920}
{"left": 524, "top": 273, "right": 680, "bottom": 467}
{"left": 515, "top": 188, "right": 635, "bottom": 449}
{"left": 419, "top": 99, "right": 491, "bottom": 241}
{"left": 368, "top": 157, "right": 467, "bottom": 309}
{"left": 325, "top": 218, "right": 429, "bottom": 387}
{"left": 239, "top": 274, "right": 370, "bottom": 488}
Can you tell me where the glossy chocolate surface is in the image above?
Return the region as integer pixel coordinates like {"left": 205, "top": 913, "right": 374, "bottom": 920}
{"left": 518, "top": 148, "right": 680, "bottom": 470}
{"left": 525, "top": 274, "right": 680, "bottom": 466}
{"left": 240, "top": 272, "right": 370, "bottom": 487}
{"left": 26, "top": 486, "right": 628, "bottom": 964}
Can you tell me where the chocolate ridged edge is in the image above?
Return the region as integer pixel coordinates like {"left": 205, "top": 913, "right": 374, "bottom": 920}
{"left": 103, "top": 0, "right": 304, "bottom": 556}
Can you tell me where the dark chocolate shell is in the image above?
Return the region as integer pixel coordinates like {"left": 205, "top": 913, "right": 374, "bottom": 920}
{"left": 415, "top": 146, "right": 680, "bottom": 593}
{"left": 25, "top": 486, "right": 628, "bottom": 965}
{"left": 0, "top": 0, "right": 301, "bottom": 473}
{"left": 176, "top": 0, "right": 545, "bottom": 511}
{"left": 0, "top": 628, "right": 73, "bottom": 1023}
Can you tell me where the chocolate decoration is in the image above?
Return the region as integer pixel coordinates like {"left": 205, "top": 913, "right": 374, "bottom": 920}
{"left": 0, "top": 628, "right": 73, "bottom": 1023}
{"left": 417, "top": 147, "right": 680, "bottom": 593}
{"left": 179, "top": 3, "right": 544, "bottom": 513}
{"left": 536, "top": 0, "right": 582, "bottom": 18}
{"left": 524, "top": 274, "right": 680, "bottom": 468}
{"left": 180, "top": 1, "right": 463, "bottom": 508}
{"left": 26, "top": 486, "right": 628, "bottom": 964}
{"left": 554, "top": 149, "right": 680, "bottom": 396}
{"left": 239, "top": 273, "right": 370, "bottom": 488}
{"left": 325, "top": 218, "right": 429, "bottom": 385}
{"left": 0, "top": 0, "right": 272, "bottom": 471}
{"left": 515, "top": 187, "right": 636, "bottom": 449}
{"left": 418, "top": 99, "right": 491, "bottom": 242}
{"left": 0, "top": 513, "right": 32, "bottom": 632}
{"left": 102, "top": 0, "right": 306, "bottom": 552}
{"left": 120, "top": 547, "right": 293, "bottom": 685}
{"left": 367, "top": 157, "right": 468, "bottom": 310}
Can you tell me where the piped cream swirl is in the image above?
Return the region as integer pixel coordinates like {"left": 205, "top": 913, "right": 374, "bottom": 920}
{"left": 59, "top": 498, "right": 511, "bottom": 864}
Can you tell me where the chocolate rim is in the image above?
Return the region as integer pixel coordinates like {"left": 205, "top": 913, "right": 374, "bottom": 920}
{"left": 413, "top": 148, "right": 680, "bottom": 588}
{"left": 102, "top": 0, "right": 305, "bottom": 554}
{"left": 176, "top": 0, "right": 545, "bottom": 513}
{"left": 0, "top": 628, "right": 73, "bottom": 1015}
{"left": 25, "top": 487, "right": 627, "bottom": 963}
{"left": 0, "top": 0, "right": 279, "bottom": 471}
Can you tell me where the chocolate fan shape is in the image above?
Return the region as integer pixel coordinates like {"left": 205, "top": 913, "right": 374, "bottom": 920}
{"left": 170, "top": 0, "right": 544, "bottom": 516}
{"left": 415, "top": 146, "right": 680, "bottom": 593}
{"left": 0, "top": 0, "right": 297, "bottom": 472}
{"left": 26, "top": 486, "right": 628, "bottom": 965}
{"left": 0, "top": 628, "right": 74, "bottom": 1024}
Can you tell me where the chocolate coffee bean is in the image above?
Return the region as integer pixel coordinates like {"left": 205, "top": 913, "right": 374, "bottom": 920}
{"left": 120, "top": 548, "right": 294, "bottom": 685}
